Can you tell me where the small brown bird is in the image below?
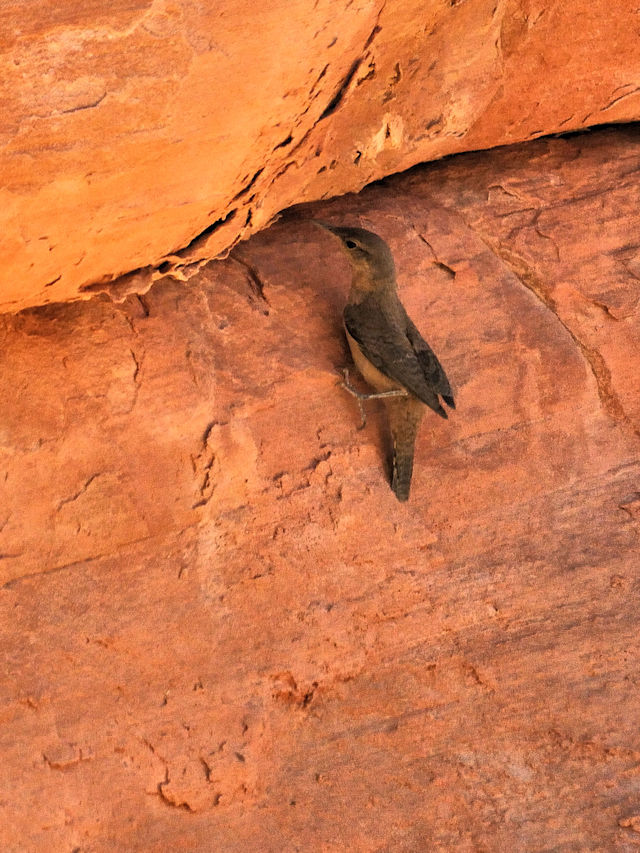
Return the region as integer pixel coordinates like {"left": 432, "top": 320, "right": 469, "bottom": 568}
{"left": 316, "top": 222, "right": 454, "bottom": 501}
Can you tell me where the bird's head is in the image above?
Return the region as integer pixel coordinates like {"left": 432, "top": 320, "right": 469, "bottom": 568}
{"left": 313, "top": 222, "right": 396, "bottom": 289}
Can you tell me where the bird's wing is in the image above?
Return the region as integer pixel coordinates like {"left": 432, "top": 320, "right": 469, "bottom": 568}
{"left": 404, "top": 315, "right": 455, "bottom": 409}
{"left": 344, "top": 298, "right": 452, "bottom": 418}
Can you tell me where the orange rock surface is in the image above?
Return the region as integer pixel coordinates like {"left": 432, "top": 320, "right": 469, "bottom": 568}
{"left": 1, "top": 126, "right": 640, "bottom": 849}
{"left": 3, "top": 1, "right": 640, "bottom": 310}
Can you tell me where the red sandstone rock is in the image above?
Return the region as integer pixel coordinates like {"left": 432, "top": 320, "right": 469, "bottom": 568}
{"left": 3, "top": 1, "right": 640, "bottom": 310}
{"left": 1, "top": 126, "right": 639, "bottom": 849}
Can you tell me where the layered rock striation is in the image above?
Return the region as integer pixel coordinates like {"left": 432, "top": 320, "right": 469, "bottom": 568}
{"left": 3, "top": 0, "right": 640, "bottom": 310}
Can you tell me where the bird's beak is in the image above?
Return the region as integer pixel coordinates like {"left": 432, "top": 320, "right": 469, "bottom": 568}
{"left": 311, "top": 219, "right": 338, "bottom": 234}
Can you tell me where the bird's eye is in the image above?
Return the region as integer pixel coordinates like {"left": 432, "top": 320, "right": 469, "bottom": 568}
{"left": 345, "top": 240, "right": 357, "bottom": 249}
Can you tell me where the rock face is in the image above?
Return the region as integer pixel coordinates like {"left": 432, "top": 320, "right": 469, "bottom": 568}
{"left": 4, "top": 0, "right": 640, "bottom": 311}
{"left": 1, "top": 126, "right": 640, "bottom": 850}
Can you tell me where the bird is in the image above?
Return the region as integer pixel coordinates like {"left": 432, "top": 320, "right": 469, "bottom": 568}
{"left": 315, "top": 222, "right": 454, "bottom": 502}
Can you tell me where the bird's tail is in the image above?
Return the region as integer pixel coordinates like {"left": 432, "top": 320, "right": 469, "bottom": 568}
{"left": 386, "top": 396, "right": 424, "bottom": 502}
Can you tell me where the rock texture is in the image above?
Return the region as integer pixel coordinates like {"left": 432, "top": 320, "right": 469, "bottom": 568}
{"left": 2, "top": 126, "right": 640, "bottom": 850}
{"left": 4, "top": 1, "right": 640, "bottom": 310}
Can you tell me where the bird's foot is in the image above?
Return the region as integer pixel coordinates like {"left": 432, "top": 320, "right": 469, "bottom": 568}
{"left": 337, "top": 368, "right": 368, "bottom": 428}
{"left": 337, "top": 368, "right": 409, "bottom": 430}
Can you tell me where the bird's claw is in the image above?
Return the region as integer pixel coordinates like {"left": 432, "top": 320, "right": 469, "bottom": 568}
{"left": 338, "top": 368, "right": 368, "bottom": 428}
{"left": 337, "top": 367, "right": 411, "bottom": 429}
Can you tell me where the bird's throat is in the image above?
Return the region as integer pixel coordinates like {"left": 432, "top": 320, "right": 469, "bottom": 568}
{"left": 349, "top": 270, "right": 395, "bottom": 302}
